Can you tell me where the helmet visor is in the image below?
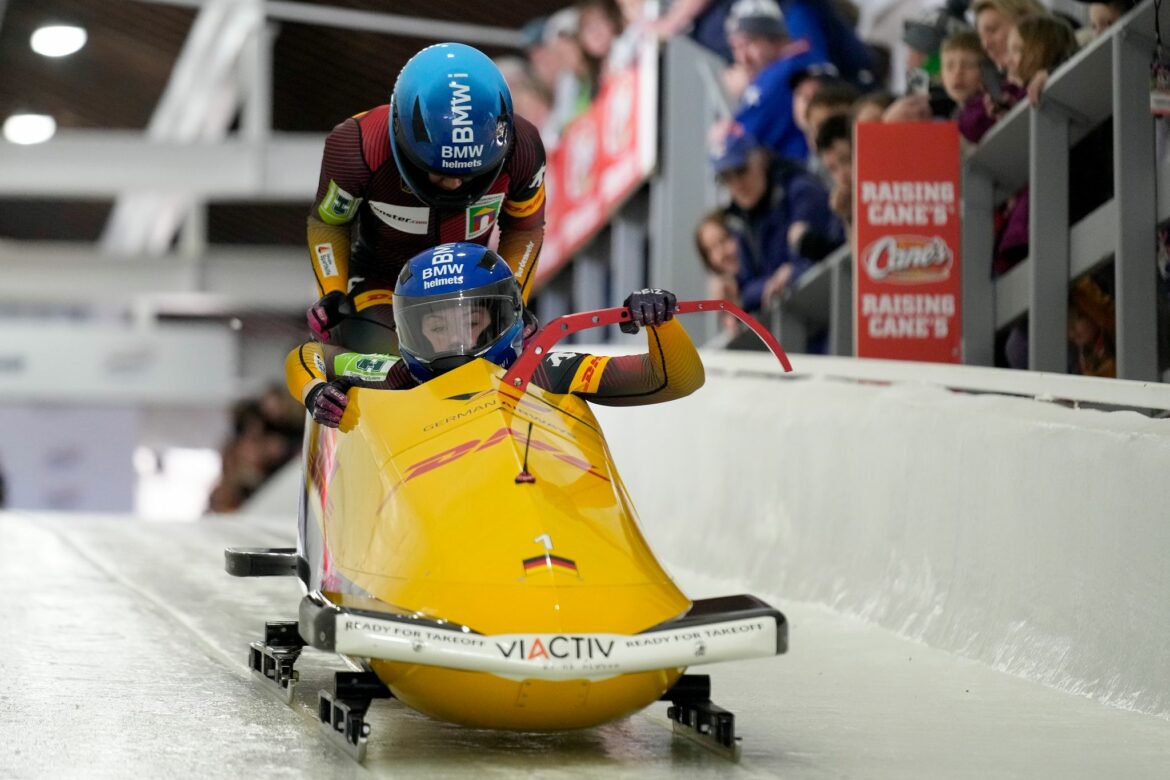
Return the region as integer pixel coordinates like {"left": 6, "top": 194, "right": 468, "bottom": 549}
{"left": 395, "top": 283, "right": 521, "bottom": 364}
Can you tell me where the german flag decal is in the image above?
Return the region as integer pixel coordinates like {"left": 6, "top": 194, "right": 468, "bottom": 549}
{"left": 522, "top": 554, "right": 578, "bottom": 575}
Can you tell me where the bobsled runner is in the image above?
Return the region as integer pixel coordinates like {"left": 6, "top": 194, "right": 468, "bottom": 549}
{"left": 226, "top": 300, "right": 792, "bottom": 762}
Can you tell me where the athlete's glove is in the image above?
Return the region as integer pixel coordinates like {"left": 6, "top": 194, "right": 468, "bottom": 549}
{"left": 620, "top": 289, "right": 677, "bottom": 334}
{"left": 304, "top": 380, "right": 350, "bottom": 428}
{"left": 307, "top": 291, "right": 350, "bottom": 342}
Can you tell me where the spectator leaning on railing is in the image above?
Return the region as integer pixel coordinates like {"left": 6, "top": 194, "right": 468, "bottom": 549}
{"left": 972, "top": 0, "right": 1046, "bottom": 76}
{"left": 694, "top": 208, "right": 745, "bottom": 336}
{"left": 814, "top": 113, "right": 854, "bottom": 241}
{"left": 708, "top": 123, "right": 836, "bottom": 316}
{"left": 939, "top": 30, "right": 987, "bottom": 119}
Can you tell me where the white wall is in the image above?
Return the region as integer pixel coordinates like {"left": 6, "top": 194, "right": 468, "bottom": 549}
{"left": 594, "top": 352, "right": 1170, "bottom": 719}
{"left": 0, "top": 405, "right": 138, "bottom": 512}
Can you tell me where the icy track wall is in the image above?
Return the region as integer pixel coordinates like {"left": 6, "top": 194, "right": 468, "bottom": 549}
{"left": 591, "top": 352, "right": 1170, "bottom": 719}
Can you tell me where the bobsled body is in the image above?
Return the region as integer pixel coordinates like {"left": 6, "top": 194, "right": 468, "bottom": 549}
{"left": 297, "top": 358, "right": 781, "bottom": 730}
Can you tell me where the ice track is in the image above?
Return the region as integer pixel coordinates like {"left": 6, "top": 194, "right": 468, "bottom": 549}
{"left": 3, "top": 511, "right": 1169, "bottom": 779}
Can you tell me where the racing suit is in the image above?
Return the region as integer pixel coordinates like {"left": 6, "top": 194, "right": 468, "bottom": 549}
{"left": 285, "top": 318, "right": 705, "bottom": 412}
{"left": 307, "top": 108, "right": 547, "bottom": 307}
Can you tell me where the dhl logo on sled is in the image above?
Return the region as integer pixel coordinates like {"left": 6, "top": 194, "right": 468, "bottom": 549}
{"left": 231, "top": 301, "right": 792, "bottom": 750}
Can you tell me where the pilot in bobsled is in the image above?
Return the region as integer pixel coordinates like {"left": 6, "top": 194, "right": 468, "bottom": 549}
{"left": 226, "top": 242, "right": 790, "bottom": 761}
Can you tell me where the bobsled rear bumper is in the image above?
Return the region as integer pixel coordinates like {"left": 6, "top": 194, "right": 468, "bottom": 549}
{"left": 299, "top": 592, "right": 786, "bottom": 681}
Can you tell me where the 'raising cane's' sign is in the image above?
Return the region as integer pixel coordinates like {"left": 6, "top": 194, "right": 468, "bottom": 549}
{"left": 861, "top": 235, "right": 953, "bottom": 282}
{"left": 853, "top": 122, "right": 962, "bottom": 362}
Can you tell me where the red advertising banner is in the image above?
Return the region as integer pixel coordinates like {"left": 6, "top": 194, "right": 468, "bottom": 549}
{"left": 536, "top": 49, "right": 656, "bottom": 287}
{"left": 853, "top": 121, "right": 962, "bottom": 362}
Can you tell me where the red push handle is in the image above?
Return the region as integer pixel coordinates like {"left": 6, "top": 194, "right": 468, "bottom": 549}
{"left": 503, "top": 299, "right": 792, "bottom": 393}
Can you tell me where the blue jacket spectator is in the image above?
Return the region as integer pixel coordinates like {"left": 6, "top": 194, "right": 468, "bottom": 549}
{"left": 710, "top": 126, "right": 836, "bottom": 312}
{"left": 660, "top": 0, "right": 874, "bottom": 91}
{"left": 728, "top": 0, "right": 826, "bottom": 161}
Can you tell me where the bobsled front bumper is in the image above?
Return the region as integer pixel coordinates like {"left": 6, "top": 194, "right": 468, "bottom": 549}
{"left": 299, "top": 592, "right": 786, "bottom": 681}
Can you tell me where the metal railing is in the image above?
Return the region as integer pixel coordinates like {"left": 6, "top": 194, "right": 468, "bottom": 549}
{"left": 712, "top": 0, "right": 1167, "bottom": 375}
{"left": 961, "top": 0, "right": 1165, "bottom": 380}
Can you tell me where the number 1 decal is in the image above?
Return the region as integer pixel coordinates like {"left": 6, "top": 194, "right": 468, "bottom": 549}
{"left": 533, "top": 534, "right": 553, "bottom": 551}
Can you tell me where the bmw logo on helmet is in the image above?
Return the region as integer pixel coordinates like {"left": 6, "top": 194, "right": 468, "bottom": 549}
{"left": 390, "top": 43, "right": 515, "bottom": 210}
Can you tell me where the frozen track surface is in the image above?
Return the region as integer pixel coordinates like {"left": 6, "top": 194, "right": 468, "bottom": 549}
{"left": 3, "top": 512, "right": 1168, "bottom": 779}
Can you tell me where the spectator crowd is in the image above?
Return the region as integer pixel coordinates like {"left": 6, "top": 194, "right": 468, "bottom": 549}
{"left": 684, "top": 0, "right": 1139, "bottom": 375}
{"left": 210, "top": 0, "right": 1152, "bottom": 512}
{"left": 500, "top": 0, "right": 1145, "bottom": 377}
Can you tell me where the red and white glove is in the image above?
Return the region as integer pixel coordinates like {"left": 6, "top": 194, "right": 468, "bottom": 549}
{"left": 307, "top": 291, "right": 349, "bottom": 342}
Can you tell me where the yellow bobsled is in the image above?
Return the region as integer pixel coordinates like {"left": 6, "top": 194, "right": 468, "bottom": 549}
{"left": 227, "top": 301, "right": 790, "bottom": 761}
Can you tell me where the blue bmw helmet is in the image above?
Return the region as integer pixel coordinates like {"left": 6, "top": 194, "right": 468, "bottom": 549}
{"left": 390, "top": 43, "right": 514, "bottom": 209}
{"left": 394, "top": 242, "right": 524, "bottom": 382}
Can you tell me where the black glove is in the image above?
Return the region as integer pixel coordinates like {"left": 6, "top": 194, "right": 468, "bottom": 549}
{"left": 621, "top": 289, "right": 677, "bottom": 334}
{"left": 307, "top": 291, "right": 350, "bottom": 342}
{"left": 304, "top": 380, "right": 350, "bottom": 428}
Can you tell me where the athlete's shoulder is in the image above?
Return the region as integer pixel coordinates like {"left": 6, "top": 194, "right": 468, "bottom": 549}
{"left": 504, "top": 115, "right": 547, "bottom": 197}
{"left": 531, "top": 350, "right": 592, "bottom": 394}
{"left": 512, "top": 114, "right": 544, "bottom": 152}
{"left": 353, "top": 105, "right": 392, "bottom": 170}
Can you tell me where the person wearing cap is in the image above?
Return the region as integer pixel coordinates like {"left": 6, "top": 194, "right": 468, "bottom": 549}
{"left": 727, "top": 0, "right": 827, "bottom": 162}
{"left": 710, "top": 123, "right": 837, "bottom": 316}
{"left": 653, "top": 0, "right": 873, "bottom": 90}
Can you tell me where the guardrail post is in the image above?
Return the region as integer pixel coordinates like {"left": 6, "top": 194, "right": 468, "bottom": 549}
{"left": 573, "top": 235, "right": 611, "bottom": 342}
{"left": 961, "top": 165, "right": 996, "bottom": 365}
{"left": 1028, "top": 102, "right": 1071, "bottom": 372}
{"left": 1113, "top": 30, "right": 1160, "bottom": 380}
{"left": 649, "top": 37, "right": 726, "bottom": 344}
{"left": 829, "top": 253, "right": 853, "bottom": 356}
{"left": 612, "top": 189, "right": 649, "bottom": 305}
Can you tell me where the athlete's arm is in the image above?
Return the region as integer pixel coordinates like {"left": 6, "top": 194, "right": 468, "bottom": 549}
{"left": 529, "top": 290, "right": 705, "bottom": 405}
{"left": 572, "top": 318, "right": 705, "bottom": 406}
{"left": 307, "top": 217, "right": 352, "bottom": 298}
{"left": 307, "top": 117, "right": 369, "bottom": 296}
{"left": 497, "top": 228, "right": 543, "bottom": 302}
{"left": 286, "top": 342, "right": 418, "bottom": 426}
{"left": 285, "top": 341, "right": 331, "bottom": 405}
{"left": 498, "top": 116, "right": 546, "bottom": 302}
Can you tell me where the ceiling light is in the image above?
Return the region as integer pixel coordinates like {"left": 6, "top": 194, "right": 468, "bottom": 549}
{"left": 3, "top": 114, "right": 57, "bottom": 145}
{"left": 30, "top": 25, "right": 87, "bottom": 57}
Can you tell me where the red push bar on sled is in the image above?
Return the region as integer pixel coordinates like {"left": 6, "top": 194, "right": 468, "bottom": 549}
{"left": 503, "top": 299, "right": 792, "bottom": 394}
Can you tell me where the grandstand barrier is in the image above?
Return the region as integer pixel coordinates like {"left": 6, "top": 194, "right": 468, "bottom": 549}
{"left": 962, "top": 0, "right": 1162, "bottom": 379}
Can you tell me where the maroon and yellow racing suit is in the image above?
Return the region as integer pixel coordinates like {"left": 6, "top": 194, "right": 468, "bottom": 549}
{"left": 307, "top": 107, "right": 546, "bottom": 306}
{"left": 286, "top": 319, "right": 705, "bottom": 409}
